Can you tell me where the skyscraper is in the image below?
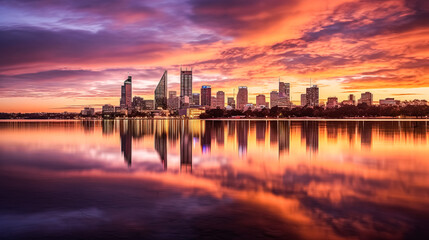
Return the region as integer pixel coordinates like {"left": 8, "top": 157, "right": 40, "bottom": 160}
{"left": 201, "top": 85, "right": 211, "bottom": 107}
{"left": 120, "top": 76, "right": 132, "bottom": 109}
{"left": 168, "top": 91, "right": 179, "bottom": 110}
{"left": 358, "top": 92, "right": 373, "bottom": 106}
{"left": 326, "top": 97, "right": 338, "bottom": 108}
{"left": 256, "top": 94, "right": 268, "bottom": 108}
{"left": 132, "top": 96, "right": 144, "bottom": 110}
{"left": 306, "top": 85, "right": 319, "bottom": 107}
{"left": 154, "top": 71, "right": 167, "bottom": 109}
{"left": 301, "top": 94, "right": 307, "bottom": 106}
{"left": 227, "top": 97, "right": 236, "bottom": 109}
{"left": 270, "top": 91, "right": 279, "bottom": 108}
{"left": 279, "top": 82, "right": 290, "bottom": 101}
{"left": 237, "top": 86, "right": 248, "bottom": 109}
{"left": 180, "top": 68, "right": 192, "bottom": 105}
{"left": 349, "top": 94, "right": 356, "bottom": 105}
{"left": 192, "top": 93, "right": 200, "bottom": 105}
{"left": 216, "top": 91, "right": 225, "bottom": 108}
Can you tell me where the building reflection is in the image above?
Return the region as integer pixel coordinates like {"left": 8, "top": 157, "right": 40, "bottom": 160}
{"left": 214, "top": 121, "right": 224, "bottom": 146}
{"left": 201, "top": 121, "right": 212, "bottom": 154}
{"left": 270, "top": 121, "right": 278, "bottom": 148}
{"left": 180, "top": 120, "right": 192, "bottom": 173}
{"left": 301, "top": 121, "right": 319, "bottom": 153}
{"left": 168, "top": 120, "right": 180, "bottom": 147}
{"left": 237, "top": 121, "right": 249, "bottom": 155}
{"left": 256, "top": 121, "right": 266, "bottom": 143}
{"left": 81, "top": 120, "right": 95, "bottom": 133}
{"left": 154, "top": 121, "right": 168, "bottom": 171}
{"left": 119, "top": 120, "right": 132, "bottom": 166}
{"left": 101, "top": 120, "right": 114, "bottom": 135}
{"left": 278, "top": 121, "right": 290, "bottom": 155}
{"left": 359, "top": 121, "right": 372, "bottom": 149}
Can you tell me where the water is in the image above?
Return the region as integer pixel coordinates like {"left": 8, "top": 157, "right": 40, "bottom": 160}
{"left": 0, "top": 120, "right": 428, "bottom": 239}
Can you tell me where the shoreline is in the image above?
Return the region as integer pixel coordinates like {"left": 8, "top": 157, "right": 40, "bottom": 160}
{"left": 1, "top": 117, "right": 428, "bottom": 122}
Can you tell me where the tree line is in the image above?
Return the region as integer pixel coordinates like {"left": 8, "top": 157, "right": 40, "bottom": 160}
{"left": 199, "top": 104, "right": 429, "bottom": 119}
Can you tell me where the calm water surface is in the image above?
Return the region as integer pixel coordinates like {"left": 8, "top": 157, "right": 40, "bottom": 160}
{"left": 1, "top": 120, "right": 429, "bottom": 239}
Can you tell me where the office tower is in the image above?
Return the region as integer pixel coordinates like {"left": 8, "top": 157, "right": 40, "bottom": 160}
{"left": 169, "top": 91, "right": 177, "bottom": 99}
{"left": 349, "top": 94, "right": 356, "bottom": 105}
{"left": 279, "top": 82, "right": 290, "bottom": 101}
{"left": 256, "top": 94, "right": 268, "bottom": 108}
{"left": 306, "top": 85, "right": 319, "bottom": 107}
{"left": 132, "top": 96, "right": 144, "bottom": 111}
{"left": 236, "top": 86, "right": 248, "bottom": 109}
{"left": 168, "top": 91, "right": 179, "bottom": 110}
{"left": 143, "top": 100, "right": 154, "bottom": 110}
{"left": 180, "top": 96, "right": 190, "bottom": 109}
{"left": 154, "top": 71, "right": 167, "bottom": 110}
{"left": 180, "top": 68, "right": 192, "bottom": 103}
{"left": 211, "top": 96, "right": 217, "bottom": 108}
{"left": 102, "top": 104, "right": 114, "bottom": 114}
{"left": 192, "top": 93, "right": 200, "bottom": 105}
{"left": 216, "top": 91, "right": 225, "bottom": 108}
{"left": 201, "top": 85, "right": 211, "bottom": 107}
{"left": 227, "top": 97, "right": 236, "bottom": 109}
{"left": 326, "top": 97, "right": 338, "bottom": 108}
{"left": 120, "top": 76, "right": 132, "bottom": 109}
{"left": 358, "top": 92, "right": 373, "bottom": 106}
{"left": 301, "top": 94, "right": 307, "bottom": 106}
{"left": 270, "top": 91, "right": 279, "bottom": 108}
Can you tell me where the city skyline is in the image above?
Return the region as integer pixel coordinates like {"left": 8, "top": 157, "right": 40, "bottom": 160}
{"left": 1, "top": 0, "right": 428, "bottom": 112}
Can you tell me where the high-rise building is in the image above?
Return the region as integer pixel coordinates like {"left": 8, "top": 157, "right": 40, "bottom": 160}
{"left": 132, "top": 96, "right": 144, "bottom": 110}
{"left": 120, "top": 76, "right": 132, "bottom": 109}
{"left": 306, "top": 85, "right": 319, "bottom": 107}
{"left": 192, "top": 93, "right": 200, "bottom": 106}
{"left": 169, "top": 91, "right": 177, "bottom": 99}
{"left": 227, "top": 97, "right": 236, "bottom": 109}
{"left": 279, "top": 82, "right": 290, "bottom": 101}
{"left": 180, "top": 68, "right": 192, "bottom": 106}
{"left": 349, "top": 94, "right": 356, "bottom": 105}
{"left": 256, "top": 94, "right": 268, "bottom": 108}
{"left": 236, "top": 86, "right": 248, "bottom": 109}
{"left": 211, "top": 96, "right": 217, "bottom": 108}
{"left": 358, "top": 92, "right": 373, "bottom": 106}
{"left": 201, "top": 85, "right": 211, "bottom": 107}
{"left": 216, "top": 91, "right": 225, "bottom": 108}
{"left": 270, "top": 91, "right": 279, "bottom": 108}
{"left": 301, "top": 94, "right": 307, "bottom": 106}
{"left": 326, "top": 97, "right": 338, "bottom": 108}
{"left": 143, "top": 100, "right": 154, "bottom": 110}
{"left": 102, "top": 104, "right": 114, "bottom": 114}
{"left": 168, "top": 91, "right": 179, "bottom": 110}
{"left": 154, "top": 71, "right": 167, "bottom": 110}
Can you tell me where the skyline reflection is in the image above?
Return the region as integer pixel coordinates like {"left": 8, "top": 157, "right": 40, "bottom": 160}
{"left": 1, "top": 120, "right": 428, "bottom": 239}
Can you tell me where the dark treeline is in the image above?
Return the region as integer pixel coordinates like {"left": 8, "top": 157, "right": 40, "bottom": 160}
{"left": 200, "top": 104, "right": 429, "bottom": 119}
{"left": 0, "top": 112, "right": 79, "bottom": 119}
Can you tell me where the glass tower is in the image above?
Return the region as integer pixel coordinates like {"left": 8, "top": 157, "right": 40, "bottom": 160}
{"left": 155, "top": 71, "right": 168, "bottom": 109}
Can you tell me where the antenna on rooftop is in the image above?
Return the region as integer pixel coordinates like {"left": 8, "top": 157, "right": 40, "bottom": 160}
{"left": 310, "top": 78, "right": 312, "bottom": 87}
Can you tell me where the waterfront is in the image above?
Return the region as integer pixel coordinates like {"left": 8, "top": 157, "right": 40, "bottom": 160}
{"left": 1, "top": 120, "right": 429, "bottom": 239}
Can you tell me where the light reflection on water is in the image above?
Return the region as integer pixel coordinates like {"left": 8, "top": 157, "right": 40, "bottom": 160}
{"left": 0, "top": 120, "right": 428, "bottom": 239}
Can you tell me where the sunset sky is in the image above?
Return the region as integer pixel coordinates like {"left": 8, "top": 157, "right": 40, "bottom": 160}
{"left": 1, "top": 0, "right": 429, "bottom": 112}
